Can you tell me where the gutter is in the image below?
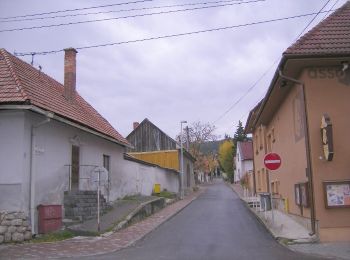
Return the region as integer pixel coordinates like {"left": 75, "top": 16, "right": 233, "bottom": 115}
{"left": 278, "top": 70, "right": 316, "bottom": 236}
{"left": 30, "top": 113, "right": 52, "bottom": 235}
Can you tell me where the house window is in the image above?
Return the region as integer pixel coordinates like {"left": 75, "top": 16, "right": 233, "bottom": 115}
{"left": 267, "top": 133, "right": 272, "bottom": 153}
{"left": 103, "top": 154, "right": 110, "bottom": 172}
{"left": 259, "top": 127, "right": 263, "bottom": 150}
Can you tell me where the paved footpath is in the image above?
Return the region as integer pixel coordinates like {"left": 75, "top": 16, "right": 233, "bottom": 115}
{"left": 0, "top": 188, "right": 205, "bottom": 259}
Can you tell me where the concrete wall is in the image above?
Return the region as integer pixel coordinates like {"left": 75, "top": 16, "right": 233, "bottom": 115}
{"left": 116, "top": 159, "right": 180, "bottom": 199}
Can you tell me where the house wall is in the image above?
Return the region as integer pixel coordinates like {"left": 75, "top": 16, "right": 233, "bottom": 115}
{"left": 252, "top": 64, "right": 350, "bottom": 241}
{"left": 235, "top": 146, "right": 253, "bottom": 183}
{"left": 264, "top": 84, "right": 310, "bottom": 219}
{"left": 252, "top": 125, "right": 269, "bottom": 193}
{"left": 0, "top": 111, "right": 30, "bottom": 212}
{"left": 300, "top": 66, "right": 350, "bottom": 241}
{"left": 0, "top": 110, "right": 180, "bottom": 234}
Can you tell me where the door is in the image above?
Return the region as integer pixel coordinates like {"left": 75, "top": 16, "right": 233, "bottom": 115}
{"left": 71, "top": 145, "right": 80, "bottom": 190}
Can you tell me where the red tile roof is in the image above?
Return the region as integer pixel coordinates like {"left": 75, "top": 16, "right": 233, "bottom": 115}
{"left": 238, "top": 141, "right": 253, "bottom": 161}
{"left": 284, "top": 2, "right": 350, "bottom": 56}
{"left": 0, "top": 48, "right": 129, "bottom": 146}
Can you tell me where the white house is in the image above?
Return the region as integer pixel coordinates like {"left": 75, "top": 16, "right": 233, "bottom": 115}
{"left": 0, "top": 48, "right": 179, "bottom": 241}
{"left": 234, "top": 141, "right": 253, "bottom": 183}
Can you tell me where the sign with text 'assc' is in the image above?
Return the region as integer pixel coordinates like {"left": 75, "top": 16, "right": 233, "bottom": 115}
{"left": 264, "top": 153, "right": 281, "bottom": 171}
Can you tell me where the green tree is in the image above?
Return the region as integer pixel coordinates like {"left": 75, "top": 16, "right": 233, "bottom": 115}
{"left": 233, "top": 120, "right": 247, "bottom": 155}
{"left": 218, "top": 139, "right": 234, "bottom": 182}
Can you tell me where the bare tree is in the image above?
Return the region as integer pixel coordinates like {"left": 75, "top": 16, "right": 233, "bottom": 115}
{"left": 176, "top": 121, "right": 218, "bottom": 171}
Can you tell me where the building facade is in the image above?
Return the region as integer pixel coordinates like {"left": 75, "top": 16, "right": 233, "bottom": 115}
{"left": 245, "top": 3, "right": 350, "bottom": 242}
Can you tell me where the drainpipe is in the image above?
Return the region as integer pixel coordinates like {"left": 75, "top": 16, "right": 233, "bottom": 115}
{"left": 29, "top": 116, "right": 51, "bottom": 235}
{"left": 278, "top": 70, "right": 316, "bottom": 235}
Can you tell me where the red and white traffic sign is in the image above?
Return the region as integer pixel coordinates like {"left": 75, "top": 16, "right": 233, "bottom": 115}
{"left": 264, "top": 153, "right": 281, "bottom": 171}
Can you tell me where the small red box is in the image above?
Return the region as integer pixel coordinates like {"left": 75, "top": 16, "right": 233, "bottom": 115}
{"left": 37, "top": 205, "right": 62, "bottom": 234}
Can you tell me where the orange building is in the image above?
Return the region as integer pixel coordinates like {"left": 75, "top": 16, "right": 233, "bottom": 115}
{"left": 245, "top": 3, "right": 350, "bottom": 242}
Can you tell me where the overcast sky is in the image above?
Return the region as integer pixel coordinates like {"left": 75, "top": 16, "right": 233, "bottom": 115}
{"left": 0, "top": 0, "right": 347, "bottom": 139}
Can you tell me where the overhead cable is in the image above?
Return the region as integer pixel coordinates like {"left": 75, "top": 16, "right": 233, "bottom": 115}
{"left": 14, "top": 9, "right": 335, "bottom": 57}
{"left": 217, "top": 0, "right": 333, "bottom": 129}
{"left": 1, "top": 0, "right": 245, "bottom": 23}
{"left": 0, "top": 0, "right": 265, "bottom": 33}
{"left": 0, "top": 0, "right": 156, "bottom": 20}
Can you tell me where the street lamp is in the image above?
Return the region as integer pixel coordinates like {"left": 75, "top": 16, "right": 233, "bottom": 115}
{"left": 180, "top": 120, "right": 187, "bottom": 199}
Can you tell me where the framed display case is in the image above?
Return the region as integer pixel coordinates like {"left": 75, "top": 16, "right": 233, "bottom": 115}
{"left": 323, "top": 181, "right": 350, "bottom": 208}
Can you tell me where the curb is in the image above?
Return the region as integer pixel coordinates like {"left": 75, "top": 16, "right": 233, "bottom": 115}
{"left": 227, "top": 183, "right": 317, "bottom": 245}
{"left": 225, "top": 183, "right": 278, "bottom": 239}
{"left": 111, "top": 197, "right": 166, "bottom": 233}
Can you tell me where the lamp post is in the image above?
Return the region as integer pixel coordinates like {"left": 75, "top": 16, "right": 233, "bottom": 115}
{"left": 180, "top": 120, "right": 187, "bottom": 199}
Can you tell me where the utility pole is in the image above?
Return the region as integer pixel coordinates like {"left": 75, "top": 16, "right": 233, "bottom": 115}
{"left": 180, "top": 121, "right": 187, "bottom": 199}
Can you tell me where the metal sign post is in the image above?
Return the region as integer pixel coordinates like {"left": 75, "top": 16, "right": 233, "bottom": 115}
{"left": 97, "top": 169, "right": 100, "bottom": 233}
{"left": 263, "top": 153, "right": 282, "bottom": 227}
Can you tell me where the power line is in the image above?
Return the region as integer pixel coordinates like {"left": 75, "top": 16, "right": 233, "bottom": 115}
{"left": 1, "top": 0, "right": 244, "bottom": 23}
{"left": 212, "top": 60, "right": 278, "bottom": 124}
{"left": 0, "top": 0, "right": 265, "bottom": 33}
{"left": 293, "top": 0, "right": 331, "bottom": 41}
{"left": 0, "top": 0, "right": 156, "bottom": 20}
{"left": 13, "top": 10, "right": 334, "bottom": 57}
{"left": 216, "top": 0, "right": 333, "bottom": 131}
{"left": 321, "top": 0, "right": 340, "bottom": 20}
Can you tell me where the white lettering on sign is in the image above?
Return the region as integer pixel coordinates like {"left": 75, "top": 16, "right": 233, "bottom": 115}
{"left": 265, "top": 160, "right": 281, "bottom": 164}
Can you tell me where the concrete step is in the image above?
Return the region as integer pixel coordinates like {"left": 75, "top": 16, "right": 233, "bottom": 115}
{"left": 64, "top": 190, "right": 110, "bottom": 221}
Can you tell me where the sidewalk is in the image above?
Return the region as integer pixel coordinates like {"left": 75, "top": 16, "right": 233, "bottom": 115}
{"left": 230, "top": 183, "right": 350, "bottom": 260}
{"left": 67, "top": 195, "right": 158, "bottom": 234}
{"left": 0, "top": 187, "right": 205, "bottom": 259}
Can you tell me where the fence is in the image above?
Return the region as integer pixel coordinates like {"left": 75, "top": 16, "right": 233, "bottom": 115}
{"left": 64, "top": 165, "right": 110, "bottom": 201}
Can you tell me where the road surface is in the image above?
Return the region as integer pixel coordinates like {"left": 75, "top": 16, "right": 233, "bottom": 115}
{"left": 82, "top": 179, "right": 323, "bottom": 260}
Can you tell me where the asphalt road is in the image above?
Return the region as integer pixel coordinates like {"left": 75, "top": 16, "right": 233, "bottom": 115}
{"left": 83, "top": 180, "right": 324, "bottom": 260}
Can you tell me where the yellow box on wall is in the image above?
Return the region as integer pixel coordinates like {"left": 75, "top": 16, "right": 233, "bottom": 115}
{"left": 154, "top": 184, "right": 161, "bottom": 194}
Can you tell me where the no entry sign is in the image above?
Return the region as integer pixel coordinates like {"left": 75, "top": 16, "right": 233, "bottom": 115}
{"left": 264, "top": 153, "right": 281, "bottom": 171}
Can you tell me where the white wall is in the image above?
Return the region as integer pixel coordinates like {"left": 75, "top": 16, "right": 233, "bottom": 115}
{"left": 0, "top": 110, "right": 180, "bottom": 233}
{"left": 114, "top": 159, "right": 180, "bottom": 200}
{"left": 0, "top": 111, "right": 30, "bottom": 212}
{"left": 235, "top": 147, "right": 253, "bottom": 183}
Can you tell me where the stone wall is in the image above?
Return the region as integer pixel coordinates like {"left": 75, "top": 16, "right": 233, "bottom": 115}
{"left": 0, "top": 211, "right": 32, "bottom": 244}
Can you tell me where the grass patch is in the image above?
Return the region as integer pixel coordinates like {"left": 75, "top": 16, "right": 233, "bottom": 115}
{"left": 122, "top": 195, "right": 141, "bottom": 201}
{"left": 153, "top": 191, "right": 177, "bottom": 199}
{"left": 31, "top": 230, "right": 75, "bottom": 243}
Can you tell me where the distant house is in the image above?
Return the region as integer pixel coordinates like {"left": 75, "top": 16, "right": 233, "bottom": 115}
{"left": 234, "top": 141, "right": 253, "bottom": 192}
{"left": 127, "top": 119, "right": 195, "bottom": 191}
{"left": 245, "top": 2, "right": 350, "bottom": 242}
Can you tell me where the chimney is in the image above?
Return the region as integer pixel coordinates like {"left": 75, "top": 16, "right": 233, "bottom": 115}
{"left": 64, "top": 48, "right": 78, "bottom": 101}
{"left": 133, "top": 122, "right": 140, "bottom": 130}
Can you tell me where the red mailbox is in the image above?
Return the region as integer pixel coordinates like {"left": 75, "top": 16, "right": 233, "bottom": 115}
{"left": 37, "top": 205, "right": 62, "bottom": 234}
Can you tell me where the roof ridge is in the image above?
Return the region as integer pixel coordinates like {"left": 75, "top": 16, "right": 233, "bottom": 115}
{"left": 0, "top": 49, "right": 29, "bottom": 101}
